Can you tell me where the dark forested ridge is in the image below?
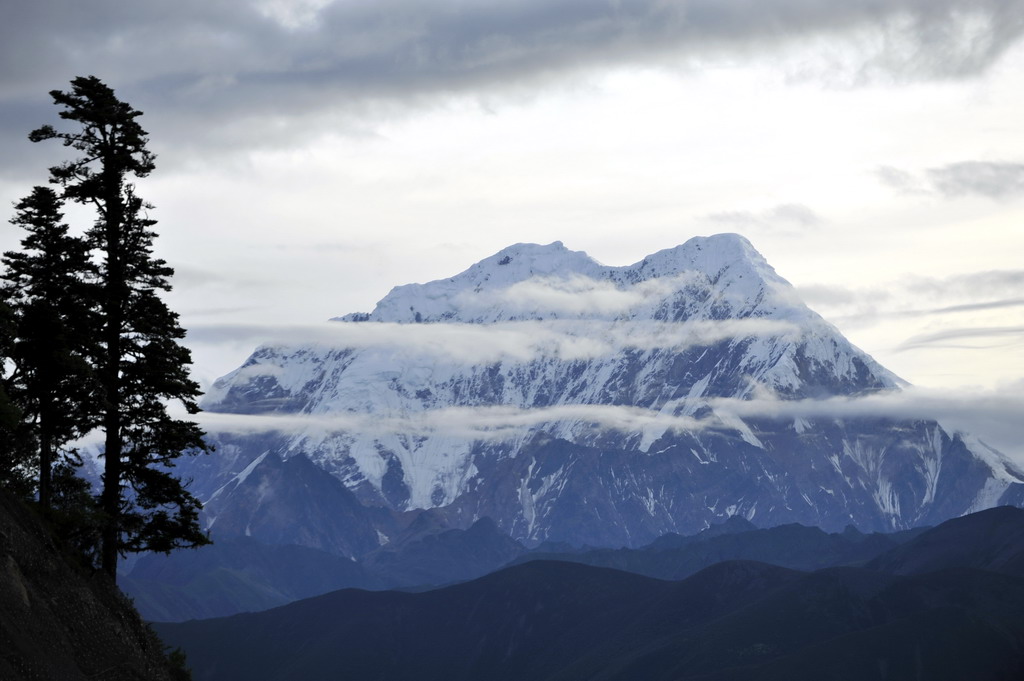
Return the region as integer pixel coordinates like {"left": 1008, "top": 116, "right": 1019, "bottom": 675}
{"left": 157, "top": 506, "right": 1024, "bottom": 681}
{"left": 126, "top": 506, "right": 927, "bottom": 622}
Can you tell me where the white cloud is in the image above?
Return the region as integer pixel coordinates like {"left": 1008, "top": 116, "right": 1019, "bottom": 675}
{"left": 894, "top": 325, "right": 1024, "bottom": 351}
{"left": 873, "top": 165, "right": 929, "bottom": 195}
{"left": 196, "top": 404, "right": 705, "bottom": 441}
{"left": 928, "top": 161, "right": 1024, "bottom": 199}
{"left": 802, "top": 274, "right": 1024, "bottom": 330}
{"left": 710, "top": 384, "right": 1024, "bottom": 464}
{"left": 192, "top": 318, "right": 802, "bottom": 367}
{"left": 458, "top": 274, "right": 679, "bottom": 317}
{"left": 706, "top": 203, "right": 823, "bottom": 233}
{"left": 188, "top": 383, "right": 1024, "bottom": 465}
{"left": 5, "top": 0, "right": 1023, "bottom": 172}
{"left": 875, "top": 160, "right": 1024, "bottom": 200}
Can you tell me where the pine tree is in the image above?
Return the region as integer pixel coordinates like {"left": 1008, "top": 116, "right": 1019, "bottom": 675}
{"left": 30, "top": 75, "right": 210, "bottom": 578}
{"left": 0, "top": 299, "right": 36, "bottom": 498}
{"left": 1, "top": 186, "right": 97, "bottom": 510}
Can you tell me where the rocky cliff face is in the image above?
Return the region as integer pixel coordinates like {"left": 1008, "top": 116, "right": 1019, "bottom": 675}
{"left": 193, "top": 234, "right": 1024, "bottom": 551}
{"left": 0, "top": 491, "right": 178, "bottom": 681}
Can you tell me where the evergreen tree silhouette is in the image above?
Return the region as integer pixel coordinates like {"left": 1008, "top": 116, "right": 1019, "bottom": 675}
{"left": 30, "top": 76, "right": 210, "bottom": 578}
{"left": 1, "top": 186, "right": 96, "bottom": 510}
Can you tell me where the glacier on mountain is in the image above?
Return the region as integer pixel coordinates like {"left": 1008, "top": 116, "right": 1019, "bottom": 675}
{"left": 196, "top": 234, "right": 1024, "bottom": 549}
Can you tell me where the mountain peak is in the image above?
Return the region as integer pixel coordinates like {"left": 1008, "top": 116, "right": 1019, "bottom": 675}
{"left": 477, "top": 240, "right": 602, "bottom": 278}
{"left": 201, "top": 233, "right": 1016, "bottom": 545}
{"left": 337, "top": 234, "right": 798, "bottom": 324}
{"left": 647, "top": 233, "right": 774, "bottom": 279}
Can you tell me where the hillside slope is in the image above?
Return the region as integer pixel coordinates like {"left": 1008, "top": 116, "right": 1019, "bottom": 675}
{"left": 0, "top": 491, "right": 180, "bottom": 680}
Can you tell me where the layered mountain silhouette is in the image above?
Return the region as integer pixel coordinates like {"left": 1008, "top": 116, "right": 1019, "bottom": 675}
{"left": 124, "top": 510, "right": 921, "bottom": 622}
{"left": 155, "top": 507, "right": 1024, "bottom": 681}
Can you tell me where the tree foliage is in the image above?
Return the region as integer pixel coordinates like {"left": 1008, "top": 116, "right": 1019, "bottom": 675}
{"left": 0, "top": 299, "right": 36, "bottom": 498}
{"left": 1, "top": 186, "right": 97, "bottom": 509}
{"left": 1, "top": 75, "right": 212, "bottom": 578}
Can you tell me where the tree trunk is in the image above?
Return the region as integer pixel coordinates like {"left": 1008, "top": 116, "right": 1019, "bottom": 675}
{"left": 99, "top": 177, "right": 124, "bottom": 581}
{"left": 99, "top": 409, "right": 121, "bottom": 578}
{"left": 38, "top": 428, "right": 52, "bottom": 511}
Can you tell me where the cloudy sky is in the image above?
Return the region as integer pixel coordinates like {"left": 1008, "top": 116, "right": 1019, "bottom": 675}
{"left": 2, "top": 0, "right": 1023, "bottom": 451}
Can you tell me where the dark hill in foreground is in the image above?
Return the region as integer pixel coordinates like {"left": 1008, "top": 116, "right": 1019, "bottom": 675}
{"left": 156, "top": 507, "right": 1024, "bottom": 681}
{"left": 867, "top": 504, "right": 1024, "bottom": 577}
{"left": 155, "top": 560, "right": 802, "bottom": 681}
{"left": 0, "top": 491, "right": 179, "bottom": 680}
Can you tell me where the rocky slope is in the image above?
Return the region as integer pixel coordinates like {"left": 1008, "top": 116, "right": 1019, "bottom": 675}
{"left": 0, "top": 490, "right": 180, "bottom": 680}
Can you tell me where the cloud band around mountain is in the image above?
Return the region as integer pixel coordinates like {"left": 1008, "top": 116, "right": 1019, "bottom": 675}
{"left": 190, "top": 317, "right": 803, "bottom": 366}
{"left": 188, "top": 384, "right": 1024, "bottom": 466}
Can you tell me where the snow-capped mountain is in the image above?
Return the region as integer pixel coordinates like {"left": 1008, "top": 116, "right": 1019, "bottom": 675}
{"left": 196, "top": 234, "right": 1024, "bottom": 551}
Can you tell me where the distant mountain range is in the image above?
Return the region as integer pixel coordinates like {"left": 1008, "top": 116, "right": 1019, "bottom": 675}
{"left": 186, "top": 235, "right": 1022, "bottom": 548}
{"left": 124, "top": 505, "right": 921, "bottom": 622}
{"left": 127, "top": 233, "right": 1024, "bottom": 619}
{"left": 155, "top": 506, "right": 1024, "bottom": 681}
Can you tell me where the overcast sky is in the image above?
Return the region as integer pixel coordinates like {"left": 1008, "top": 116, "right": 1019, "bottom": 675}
{"left": 3, "top": 0, "right": 1023, "bottom": 454}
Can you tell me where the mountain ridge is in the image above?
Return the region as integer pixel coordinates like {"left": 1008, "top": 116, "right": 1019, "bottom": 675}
{"left": 122, "top": 510, "right": 926, "bottom": 622}
{"left": 334, "top": 234, "right": 797, "bottom": 325}
{"left": 189, "top": 234, "right": 1022, "bottom": 550}
{"left": 153, "top": 507, "right": 1024, "bottom": 681}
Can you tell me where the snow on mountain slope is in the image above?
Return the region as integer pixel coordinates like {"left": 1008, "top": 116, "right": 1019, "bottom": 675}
{"left": 340, "top": 236, "right": 813, "bottom": 324}
{"left": 198, "top": 234, "right": 1023, "bottom": 549}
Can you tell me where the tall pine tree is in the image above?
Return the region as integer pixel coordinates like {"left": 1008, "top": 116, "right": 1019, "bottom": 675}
{"left": 30, "top": 75, "right": 210, "bottom": 578}
{"left": 1, "top": 186, "right": 97, "bottom": 510}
